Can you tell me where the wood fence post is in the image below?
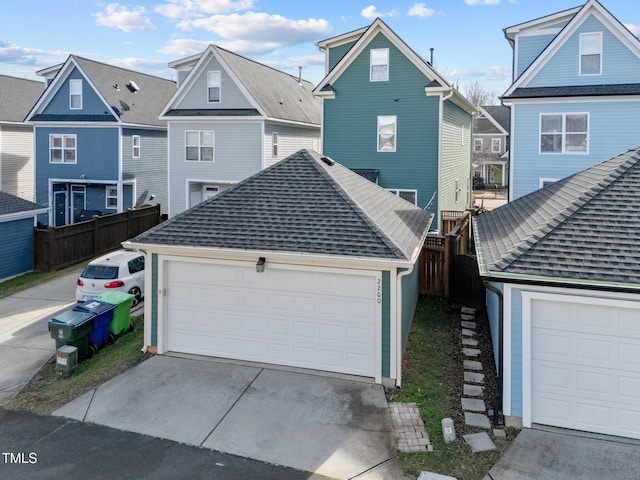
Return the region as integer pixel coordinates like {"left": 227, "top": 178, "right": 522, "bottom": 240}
{"left": 93, "top": 216, "right": 99, "bottom": 256}
{"left": 48, "top": 227, "right": 56, "bottom": 272}
{"left": 444, "top": 234, "right": 451, "bottom": 298}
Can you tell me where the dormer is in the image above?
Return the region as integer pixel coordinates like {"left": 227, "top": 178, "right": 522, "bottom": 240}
{"left": 168, "top": 53, "right": 202, "bottom": 87}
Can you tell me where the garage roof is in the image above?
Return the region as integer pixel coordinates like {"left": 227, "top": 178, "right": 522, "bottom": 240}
{"left": 474, "top": 146, "right": 640, "bottom": 287}
{"left": 132, "top": 149, "right": 433, "bottom": 262}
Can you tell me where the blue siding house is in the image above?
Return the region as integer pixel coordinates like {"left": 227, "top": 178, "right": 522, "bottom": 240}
{"left": 25, "top": 56, "right": 175, "bottom": 226}
{"left": 503, "top": 0, "right": 640, "bottom": 199}
{"left": 313, "top": 18, "right": 475, "bottom": 230}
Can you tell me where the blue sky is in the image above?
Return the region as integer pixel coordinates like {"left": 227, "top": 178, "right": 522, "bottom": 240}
{"left": 0, "top": 1, "right": 638, "bottom": 97}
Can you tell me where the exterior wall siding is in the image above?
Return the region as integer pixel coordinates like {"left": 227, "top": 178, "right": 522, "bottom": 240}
{"left": 516, "top": 34, "right": 558, "bottom": 79}
{"left": 123, "top": 128, "right": 168, "bottom": 215}
{"left": 441, "top": 100, "right": 471, "bottom": 213}
{"left": 400, "top": 260, "right": 419, "bottom": 351}
{"left": 42, "top": 68, "right": 110, "bottom": 116}
{"left": 263, "top": 122, "right": 320, "bottom": 169}
{"left": 0, "top": 217, "right": 34, "bottom": 280}
{"left": 1, "top": 125, "right": 34, "bottom": 200}
{"left": 168, "top": 120, "right": 263, "bottom": 217}
{"left": 382, "top": 270, "right": 391, "bottom": 379}
{"left": 328, "top": 41, "right": 357, "bottom": 71}
{"left": 485, "top": 282, "right": 502, "bottom": 372}
{"left": 323, "top": 32, "right": 440, "bottom": 213}
{"left": 511, "top": 100, "right": 640, "bottom": 199}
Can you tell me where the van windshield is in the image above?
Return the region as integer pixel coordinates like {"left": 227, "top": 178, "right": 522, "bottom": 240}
{"left": 82, "top": 265, "right": 119, "bottom": 280}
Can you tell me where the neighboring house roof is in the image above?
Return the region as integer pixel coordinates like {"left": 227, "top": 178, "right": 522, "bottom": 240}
{"left": 161, "top": 45, "right": 321, "bottom": 126}
{"left": 473, "top": 146, "right": 640, "bottom": 289}
{"left": 505, "top": 83, "right": 640, "bottom": 99}
{"left": 474, "top": 105, "right": 510, "bottom": 135}
{"left": 130, "top": 149, "right": 433, "bottom": 263}
{"left": 313, "top": 18, "right": 475, "bottom": 114}
{"left": 502, "top": 0, "right": 640, "bottom": 98}
{"left": 0, "top": 191, "right": 44, "bottom": 219}
{"left": 27, "top": 56, "right": 176, "bottom": 127}
{"left": 0, "top": 75, "right": 44, "bottom": 123}
{"left": 352, "top": 169, "right": 380, "bottom": 183}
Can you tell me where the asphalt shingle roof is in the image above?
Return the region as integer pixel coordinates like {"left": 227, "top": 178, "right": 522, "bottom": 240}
{"left": 0, "top": 191, "right": 40, "bottom": 216}
{"left": 134, "top": 149, "right": 433, "bottom": 261}
{"left": 504, "top": 83, "right": 640, "bottom": 99}
{"left": 474, "top": 146, "right": 640, "bottom": 286}
{"left": 0, "top": 75, "right": 44, "bottom": 123}
{"left": 473, "top": 105, "right": 510, "bottom": 135}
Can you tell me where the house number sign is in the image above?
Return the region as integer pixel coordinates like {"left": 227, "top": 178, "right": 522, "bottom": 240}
{"left": 376, "top": 278, "right": 382, "bottom": 304}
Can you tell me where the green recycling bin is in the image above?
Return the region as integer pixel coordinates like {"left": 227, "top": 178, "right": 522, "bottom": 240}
{"left": 48, "top": 309, "right": 95, "bottom": 360}
{"left": 96, "top": 291, "right": 134, "bottom": 336}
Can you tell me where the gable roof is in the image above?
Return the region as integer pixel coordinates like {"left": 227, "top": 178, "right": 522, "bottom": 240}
{"left": 474, "top": 105, "right": 510, "bottom": 135}
{"left": 0, "top": 191, "right": 44, "bottom": 220}
{"left": 27, "top": 56, "right": 175, "bottom": 127}
{"left": 161, "top": 45, "right": 321, "bottom": 126}
{"left": 128, "top": 149, "right": 433, "bottom": 264}
{"left": 312, "top": 18, "right": 475, "bottom": 114}
{"left": 0, "top": 75, "right": 44, "bottom": 123}
{"left": 503, "top": 0, "right": 640, "bottom": 99}
{"left": 473, "top": 146, "right": 640, "bottom": 289}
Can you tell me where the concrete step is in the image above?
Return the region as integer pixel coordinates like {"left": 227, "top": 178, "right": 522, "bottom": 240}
{"left": 461, "top": 306, "right": 476, "bottom": 315}
{"left": 461, "top": 320, "right": 477, "bottom": 329}
{"left": 463, "top": 384, "right": 484, "bottom": 397}
{"left": 462, "top": 337, "right": 479, "bottom": 347}
{"left": 463, "top": 348, "right": 481, "bottom": 357}
{"left": 464, "top": 412, "right": 491, "bottom": 429}
{"left": 464, "top": 371, "right": 485, "bottom": 384}
{"left": 463, "top": 360, "right": 482, "bottom": 371}
{"left": 463, "top": 432, "right": 496, "bottom": 453}
{"left": 461, "top": 314, "right": 476, "bottom": 321}
{"left": 462, "top": 397, "right": 486, "bottom": 412}
{"left": 462, "top": 328, "right": 475, "bottom": 337}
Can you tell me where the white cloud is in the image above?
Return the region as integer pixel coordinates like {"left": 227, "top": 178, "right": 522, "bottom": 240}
{"left": 465, "top": 0, "right": 500, "bottom": 6}
{"left": 0, "top": 41, "right": 66, "bottom": 68}
{"left": 624, "top": 23, "right": 640, "bottom": 37}
{"left": 361, "top": 5, "right": 398, "bottom": 20}
{"left": 156, "top": 38, "right": 211, "bottom": 56}
{"left": 155, "top": 0, "right": 255, "bottom": 19}
{"left": 94, "top": 4, "right": 156, "bottom": 32}
{"left": 408, "top": 3, "right": 436, "bottom": 17}
{"left": 449, "top": 65, "right": 511, "bottom": 83}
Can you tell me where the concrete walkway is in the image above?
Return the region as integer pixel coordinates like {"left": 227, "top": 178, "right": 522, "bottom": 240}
{"left": 0, "top": 270, "right": 80, "bottom": 404}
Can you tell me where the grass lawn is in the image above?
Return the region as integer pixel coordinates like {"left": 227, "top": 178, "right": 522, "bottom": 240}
{"left": 0, "top": 262, "right": 88, "bottom": 300}
{"left": 7, "top": 314, "right": 150, "bottom": 415}
{"left": 395, "top": 295, "right": 511, "bottom": 480}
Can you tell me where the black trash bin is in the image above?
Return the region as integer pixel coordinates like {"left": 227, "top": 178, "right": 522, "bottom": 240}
{"left": 48, "top": 309, "right": 95, "bottom": 360}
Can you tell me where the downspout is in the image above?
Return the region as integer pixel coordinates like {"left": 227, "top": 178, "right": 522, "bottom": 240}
{"left": 395, "top": 263, "right": 416, "bottom": 388}
{"left": 483, "top": 281, "right": 504, "bottom": 425}
{"left": 437, "top": 89, "right": 454, "bottom": 230}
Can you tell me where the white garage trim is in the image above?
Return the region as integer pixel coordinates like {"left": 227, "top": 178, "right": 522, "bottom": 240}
{"left": 522, "top": 290, "right": 640, "bottom": 438}
{"left": 503, "top": 283, "right": 513, "bottom": 417}
{"left": 156, "top": 255, "right": 383, "bottom": 382}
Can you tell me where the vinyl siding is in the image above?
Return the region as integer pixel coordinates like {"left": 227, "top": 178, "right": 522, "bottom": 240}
{"left": 263, "top": 122, "right": 320, "bottom": 169}
{"left": 42, "top": 68, "right": 108, "bottom": 116}
{"left": 0, "top": 217, "right": 34, "bottom": 280}
{"left": 322, "top": 32, "right": 440, "bottom": 213}
{"left": 441, "top": 100, "right": 471, "bottom": 213}
{"left": 167, "top": 120, "right": 262, "bottom": 217}
{"left": 328, "top": 41, "right": 357, "bottom": 71}
{"left": 400, "top": 260, "right": 419, "bottom": 351}
{"left": 1, "top": 125, "right": 34, "bottom": 201}
{"left": 516, "top": 33, "right": 558, "bottom": 79}
{"left": 528, "top": 15, "right": 640, "bottom": 88}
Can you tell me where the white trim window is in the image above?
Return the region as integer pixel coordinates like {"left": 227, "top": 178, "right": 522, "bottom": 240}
{"left": 272, "top": 132, "right": 278, "bottom": 158}
{"left": 370, "top": 48, "right": 389, "bottom": 82}
{"left": 203, "top": 185, "right": 219, "bottom": 200}
{"left": 207, "top": 71, "right": 221, "bottom": 103}
{"left": 377, "top": 115, "right": 396, "bottom": 152}
{"left": 491, "top": 138, "right": 501, "bottom": 153}
{"left": 185, "top": 131, "right": 214, "bottom": 162}
{"left": 387, "top": 189, "right": 417, "bottom": 205}
{"left": 474, "top": 138, "right": 482, "bottom": 153}
{"left": 132, "top": 135, "right": 140, "bottom": 159}
{"left": 580, "top": 32, "right": 602, "bottom": 76}
{"left": 50, "top": 134, "right": 77, "bottom": 163}
{"left": 106, "top": 185, "right": 118, "bottom": 209}
{"left": 540, "top": 113, "right": 588, "bottom": 154}
{"left": 69, "top": 79, "right": 82, "bottom": 110}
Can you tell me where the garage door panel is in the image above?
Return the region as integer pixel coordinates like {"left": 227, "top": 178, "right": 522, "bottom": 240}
{"left": 619, "top": 343, "right": 640, "bottom": 370}
{"left": 619, "top": 311, "right": 640, "bottom": 338}
{"left": 577, "top": 370, "right": 613, "bottom": 397}
{"left": 619, "top": 376, "right": 640, "bottom": 402}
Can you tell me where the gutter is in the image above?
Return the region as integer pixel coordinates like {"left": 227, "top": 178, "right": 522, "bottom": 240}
{"left": 395, "top": 263, "right": 416, "bottom": 388}
{"left": 483, "top": 281, "right": 504, "bottom": 426}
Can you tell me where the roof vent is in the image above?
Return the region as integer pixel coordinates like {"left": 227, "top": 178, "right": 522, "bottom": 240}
{"left": 126, "top": 81, "right": 140, "bottom": 93}
{"left": 320, "top": 156, "right": 335, "bottom": 166}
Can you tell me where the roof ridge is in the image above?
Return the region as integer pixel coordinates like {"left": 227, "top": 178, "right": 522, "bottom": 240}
{"left": 72, "top": 55, "right": 174, "bottom": 84}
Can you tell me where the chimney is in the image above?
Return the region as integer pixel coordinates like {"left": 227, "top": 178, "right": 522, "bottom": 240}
{"left": 430, "top": 48, "right": 434, "bottom": 66}
{"left": 298, "top": 66, "right": 303, "bottom": 84}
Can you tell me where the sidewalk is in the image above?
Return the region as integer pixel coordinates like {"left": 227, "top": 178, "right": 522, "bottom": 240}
{"left": 0, "top": 270, "right": 80, "bottom": 404}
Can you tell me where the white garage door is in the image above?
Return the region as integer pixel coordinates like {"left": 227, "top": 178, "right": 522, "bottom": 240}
{"left": 531, "top": 298, "right": 640, "bottom": 439}
{"left": 164, "top": 260, "right": 378, "bottom": 378}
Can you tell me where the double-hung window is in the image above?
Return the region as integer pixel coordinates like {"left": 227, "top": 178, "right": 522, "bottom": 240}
{"left": 50, "top": 134, "right": 77, "bottom": 163}
{"left": 580, "top": 32, "right": 602, "bottom": 75}
{"left": 377, "top": 115, "right": 396, "bottom": 152}
{"left": 474, "top": 138, "right": 482, "bottom": 152}
{"left": 69, "top": 79, "right": 82, "bottom": 109}
{"left": 272, "top": 132, "right": 278, "bottom": 157}
{"left": 185, "top": 131, "right": 214, "bottom": 161}
{"left": 207, "top": 71, "right": 221, "bottom": 102}
{"left": 132, "top": 135, "right": 140, "bottom": 158}
{"left": 491, "top": 138, "right": 501, "bottom": 153}
{"left": 387, "top": 189, "right": 417, "bottom": 205}
{"left": 540, "top": 113, "right": 588, "bottom": 154}
{"left": 370, "top": 48, "right": 389, "bottom": 81}
{"left": 106, "top": 186, "right": 118, "bottom": 209}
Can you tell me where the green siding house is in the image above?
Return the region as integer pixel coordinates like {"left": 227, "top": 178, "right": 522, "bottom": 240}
{"left": 314, "top": 19, "right": 475, "bottom": 229}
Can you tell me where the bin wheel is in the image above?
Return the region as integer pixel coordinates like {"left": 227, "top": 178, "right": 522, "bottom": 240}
{"left": 128, "top": 323, "right": 135, "bottom": 333}
{"left": 107, "top": 333, "right": 117, "bottom": 345}
{"left": 88, "top": 344, "right": 98, "bottom": 358}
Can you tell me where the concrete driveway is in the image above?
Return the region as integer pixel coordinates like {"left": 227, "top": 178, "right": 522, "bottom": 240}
{"left": 53, "top": 355, "right": 404, "bottom": 480}
{"left": 0, "top": 270, "right": 80, "bottom": 404}
{"left": 486, "top": 428, "right": 640, "bottom": 480}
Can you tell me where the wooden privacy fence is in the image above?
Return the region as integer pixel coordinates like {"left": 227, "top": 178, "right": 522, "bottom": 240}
{"left": 34, "top": 205, "right": 163, "bottom": 272}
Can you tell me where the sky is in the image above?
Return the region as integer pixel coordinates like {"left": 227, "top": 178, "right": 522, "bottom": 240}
{"left": 0, "top": 0, "right": 638, "bottom": 98}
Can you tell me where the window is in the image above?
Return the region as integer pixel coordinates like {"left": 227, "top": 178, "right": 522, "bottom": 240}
{"left": 203, "top": 185, "right": 219, "bottom": 200}
{"left": 185, "top": 131, "right": 214, "bottom": 161}
{"left": 132, "top": 135, "right": 140, "bottom": 158}
{"left": 580, "top": 32, "right": 602, "bottom": 75}
{"left": 370, "top": 48, "right": 389, "bottom": 81}
{"left": 128, "top": 256, "right": 145, "bottom": 274}
{"left": 540, "top": 113, "right": 588, "bottom": 154}
{"left": 491, "top": 138, "right": 501, "bottom": 153}
{"left": 207, "top": 71, "right": 221, "bottom": 102}
{"left": 387, "top": 189, "right": 417, "bottom": 205}
{"left": 272, "top": 132, "right": 278, "bottom": 158}
{"left": 377, "top": 115, "right": 396, "bottom": 152}
{"left": 50, "top": 134, "right": 77, "bottom": 163}
{"left": 69, "top": 79, "right": 82, "bottom": 109}
{"left": 106, "top": 186, "right": 118, "bottom": 209}
{"left": 474, "top": 138, "right": 482, "bottom": 153}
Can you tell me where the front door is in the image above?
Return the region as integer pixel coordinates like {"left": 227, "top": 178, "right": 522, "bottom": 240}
{"left": 71, "top": 185, "right": 86, "bottom": 222}
{"left": 54, "top": 190, "right": 67, "bottom": 226}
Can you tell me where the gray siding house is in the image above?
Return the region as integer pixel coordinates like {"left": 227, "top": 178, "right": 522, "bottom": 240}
{"left": 160, "top": 45, "right": 322, "bottom": 218}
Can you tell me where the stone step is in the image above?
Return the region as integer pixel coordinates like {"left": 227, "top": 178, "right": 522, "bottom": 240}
{"left": 463, "top": 432, "right": 496, "bottom": 453}
{"left": 464, "top": 371, "right": 485, "bottom": 384}
{"left": 463, "top": 384, "right": 484, "bottom": 397}
{"left": 461, "top": 314, "right": 476, "bottom": 321}
{"left": 461, "top": 306, "right": 476, "bottom": 315}
{"left": 462, "top": 397, "right": 486, "bottom": 412}
{"left": 493, "top": 429, "right": 507, "bottom": 439}
{"left": 462, "top": 337, "right": 479, "bottom": 347}
{"left": 461, "top": 320, "right": 477, "bottom": 329}
{"left": 463, "top": 360, "right": 482, "bottom": 371}
{"left": 462, "top": 328, "right": 475, "bottom": 337}
{"left": 464, "top": 412, "right": 491, "bottom": 429}
{"left": 463, "top": 348, "right": 481, "bottom": 357}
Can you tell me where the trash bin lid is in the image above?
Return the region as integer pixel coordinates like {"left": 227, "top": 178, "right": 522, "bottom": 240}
{"left": 96, "top": 291, "right": 135, "bottom": 306}
{"left": 49, "top": 309, "right": 94, "bottom": 327}
{"left": 73, "top": 300, "right": 116, "bottom": 315}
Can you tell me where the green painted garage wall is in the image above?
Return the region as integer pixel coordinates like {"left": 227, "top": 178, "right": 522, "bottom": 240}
{"left": 381, "top": 270, "right": 391, "bottom": 378}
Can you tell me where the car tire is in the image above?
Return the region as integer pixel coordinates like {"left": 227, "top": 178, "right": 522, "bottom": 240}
{"left": 128, "top": 286, "right": 142, "bottom": 307}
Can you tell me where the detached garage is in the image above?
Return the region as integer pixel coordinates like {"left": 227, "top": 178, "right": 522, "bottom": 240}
{"left": 474, "top": 147, "right": 640, "bottom": 440}
{"left": 125, "top": 149, "right": 433, "bottom": 386}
